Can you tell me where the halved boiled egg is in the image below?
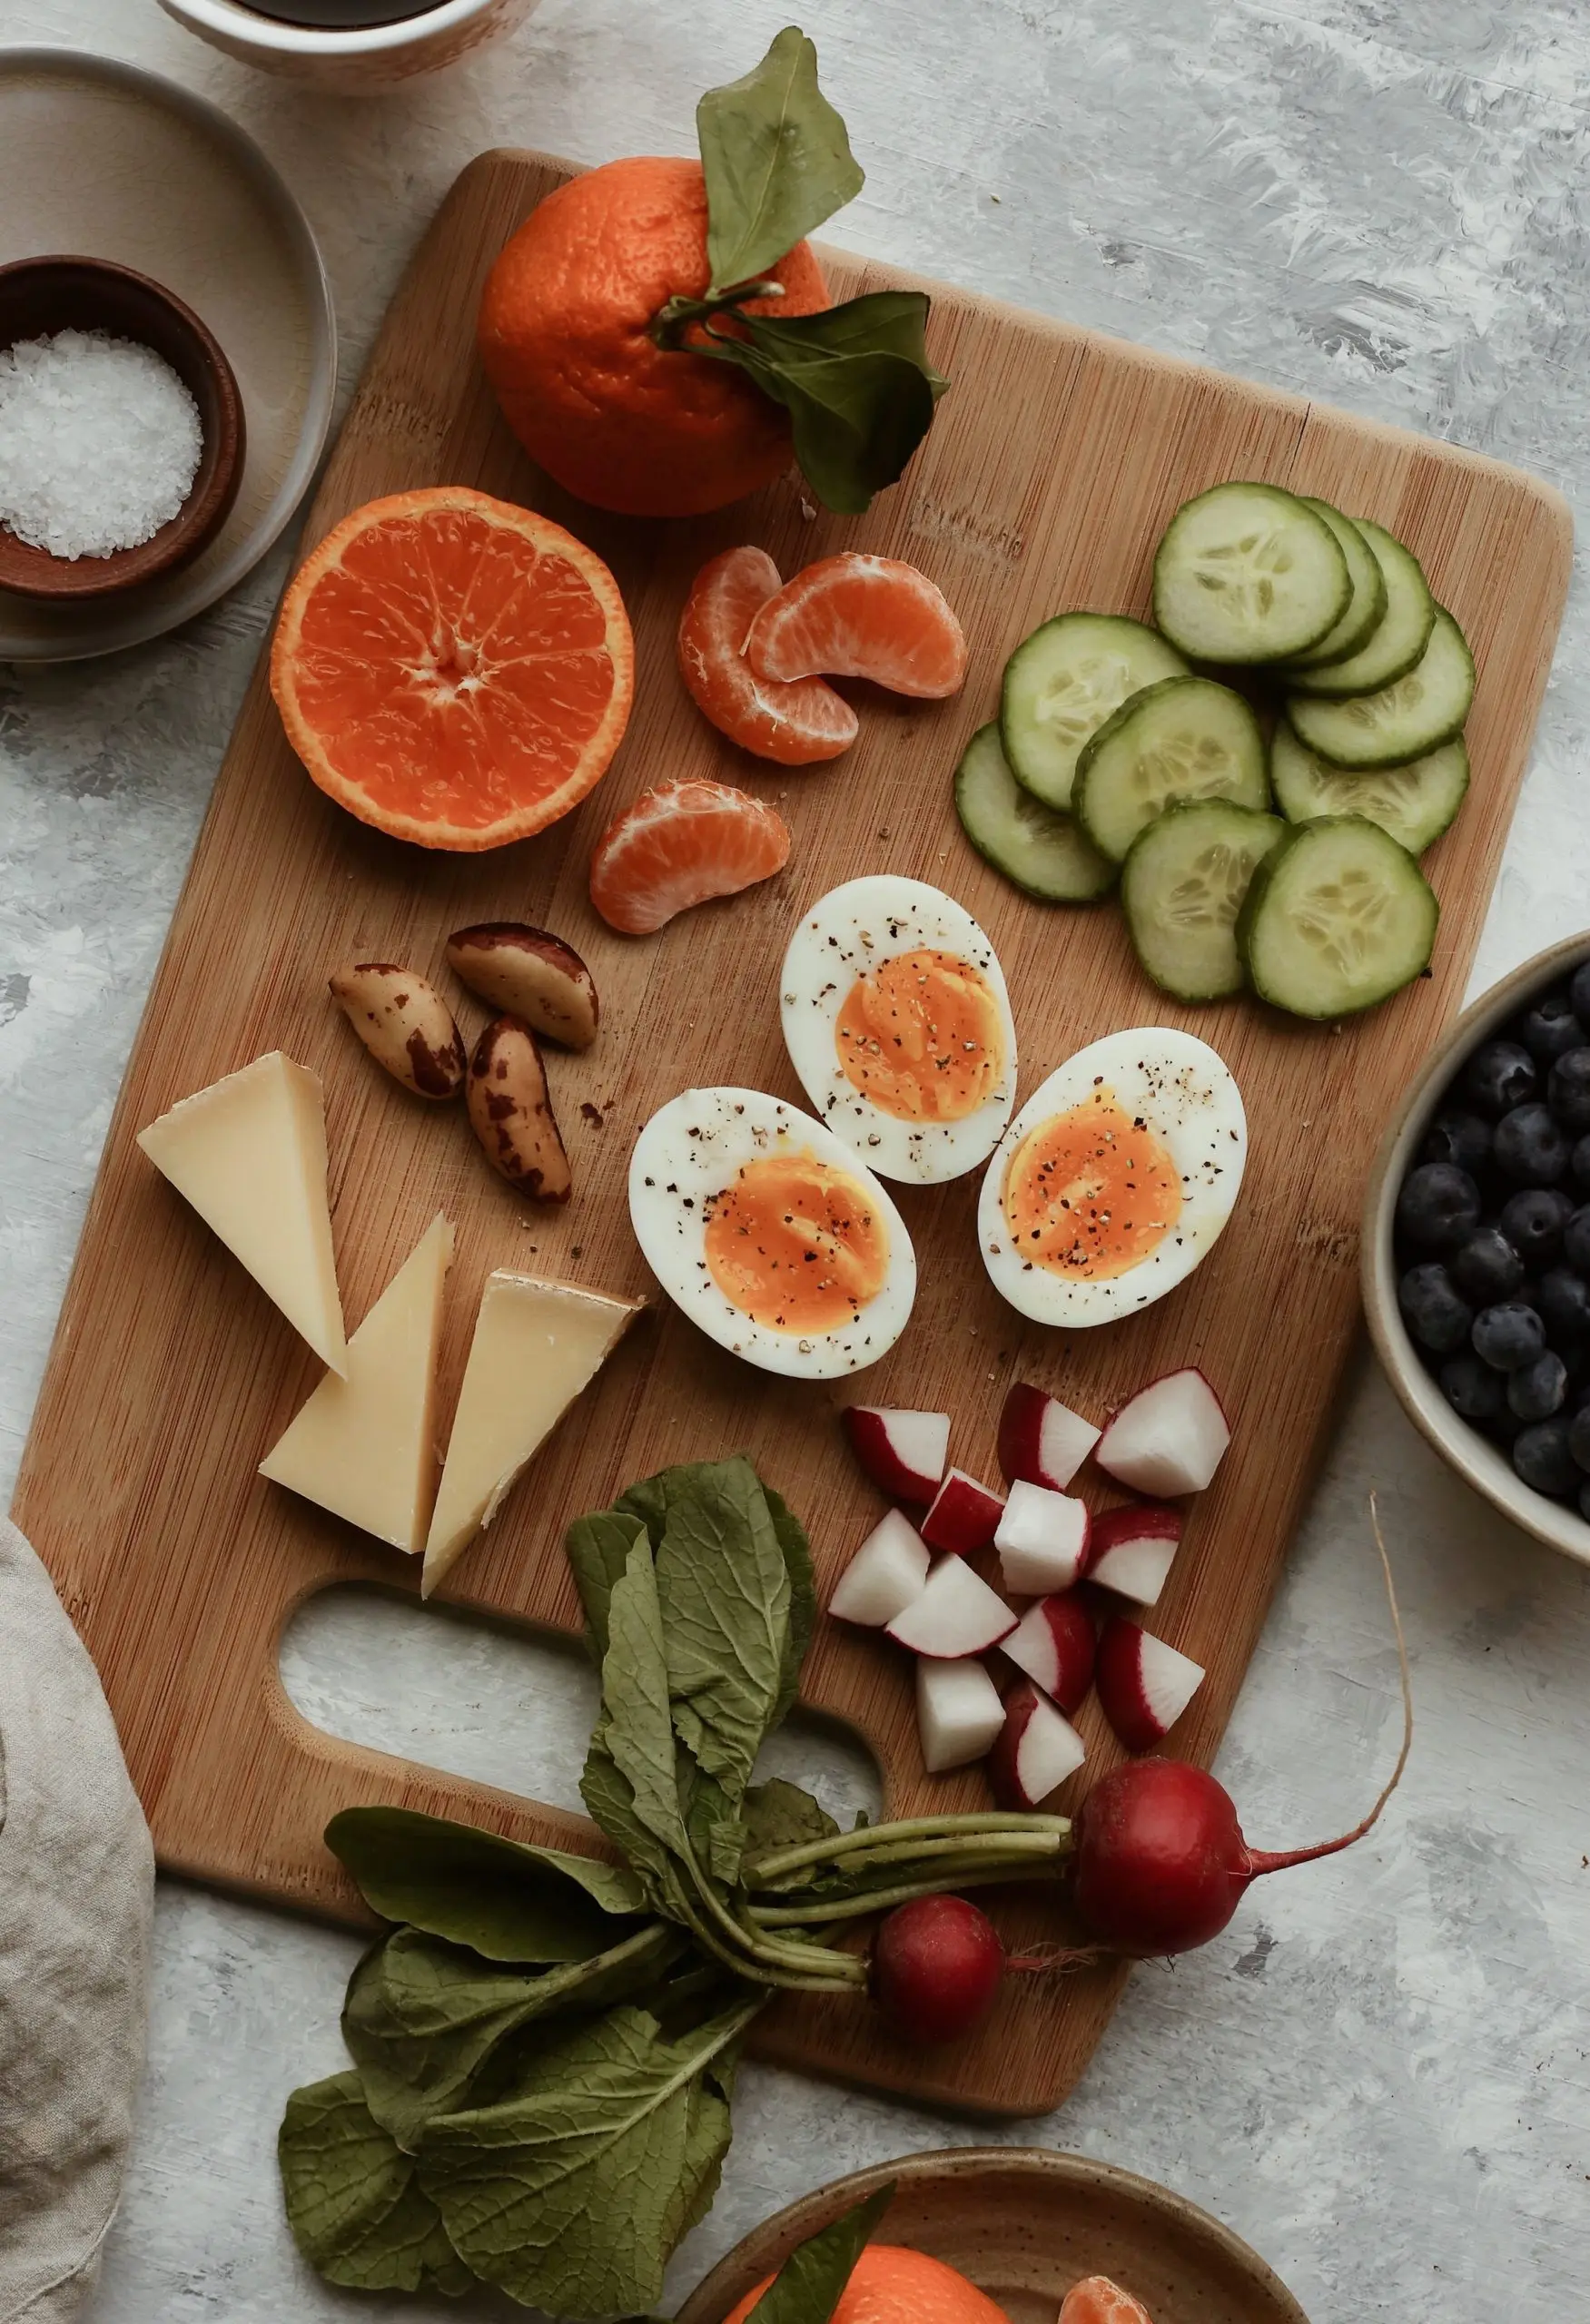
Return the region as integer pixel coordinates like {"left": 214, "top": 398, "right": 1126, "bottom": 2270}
{"left": 780, "top": 875, "right": 1017, "bottom": 1184}
{"left": 978, "top": 1028, "right": 1246, "bottom": 1326}
{"left": 628, "top": 1086, "right": 915, "bottom": 1378}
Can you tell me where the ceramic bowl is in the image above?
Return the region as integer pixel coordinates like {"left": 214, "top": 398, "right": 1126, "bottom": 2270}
{"left": 0, "top": 253, "right": 243, "bottom": 600}
{"left": 1363, "top": 929, "right": 1590, "bottom": 1568}
{"left": 157, "top": 0, "right": 538, "bottom": 93}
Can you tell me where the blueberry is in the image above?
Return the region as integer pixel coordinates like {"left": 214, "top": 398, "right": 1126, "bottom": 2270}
{"left": 1570, "top": 962, "right": 1590, "bottom": 1023}
{"left": 1512, "top": 1418, "right": 1580, "bottom": 1498}
{"left": 1569, "top": 1403, "right": 1590, "bottom": 1474}
{"left": 1438, "top": 1354, "right": 1507, "bottom": 1423}
{"left": 1497, "top": 1187, "right": 1574, "bottom": 1263}
{"left": 1579, "top": 1478, "right": 1590, "bottom": 1521}
{"left": 1570, "top": 1135, "right": 1590, "bottom": 1193}
{"left": 1462, "top": 1040, "right": 1538, "bottom": 1117}
{"left": 1536, "top": 1268, "right": 1590, "bottom": 1349}
{"left": 1397, "top": 1264, "right": 1473, "bottom": 1354}
{"left": 1418, "top": 1111, "right": 1493, "bottom": 1177}
{"left": 1547, "top": 1048, "right": 1590, "bottom": 1133}
{"left": 1395, "top": 1164, "right": 1483, "bottom": 1251}
{"left": 1448, "top": 1227, "right": 1524, "bottom": 1305}
{"left": 1493, "top": 1102, "right": 1569, "bottom": 1185}
{"left": 1513, "top": 990, "right": 1585, "bottom": 1065}
{"left": 1472, "top": 1302, "right": 1546, "bottom": 1371}
{"left": 1561, "top": 1206, "right": 1590, "bottom": 1275}
{"left": 1508, "top": 1351, "right": 1568, "bottom": 1422}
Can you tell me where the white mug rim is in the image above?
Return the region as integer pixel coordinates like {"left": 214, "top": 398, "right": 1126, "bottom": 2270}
{"left": 163, "top": 0, "right": 498, "bottom": 58}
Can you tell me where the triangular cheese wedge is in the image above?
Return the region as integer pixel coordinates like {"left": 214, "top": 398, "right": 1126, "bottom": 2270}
{"left": 137, "top": 1052, "right": 348, "bottom": 1374}
{"left": 422, "top": 1273, "right": 643, "bottom": 1598}
{"left": 260, "top": 1214, "right": 455, "bottom": 1553}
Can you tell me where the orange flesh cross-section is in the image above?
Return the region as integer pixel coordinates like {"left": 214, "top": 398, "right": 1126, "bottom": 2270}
{"left": 836, "top": 948, "right": 1005, "bottom": 1122}
{"left": 703, "top": 1149, "right": 890, "bottom": 1332}
{"left": 1002, "top": 1088, "right": 1182, "bottom": 1278}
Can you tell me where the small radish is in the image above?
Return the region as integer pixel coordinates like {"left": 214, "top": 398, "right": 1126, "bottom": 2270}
{"left": 828, "top": 1510, "right": 931, "bottom": 1628}
{"left": 1085, "top": 1504, "right": 1180, "bottom": 1605}
{"left": 1095, "top": 1619, "right": 1205, "bottom": 1751}
{"left": 843, "top": 1405, "right": 951, "bottom": 1503}
{"left": 870, "top": 1893, "right": 1004, "bottom": 2044}
{"left": 1001, "top": 1591, "right": 1096, "bottom": 1714}
{"left": 921, "top": 1468, "right": 1005, "bottom": 1556}
{"left": 915, "top": 1657, "right": 1006, "bottom": 1771}
{"left": 1096, "top": 1369, "right": 1230, "bottom": 1497}
{"left": 888, "top": 1556, "right": 1015, "bottom": 1658}
{"left": 998, "top": 1381, "right": 1100, "bottom": 1492}
{"left": 989, "top": 1679, "right": 1086, "bottom": 1807}
{"left": 994, "top": 1481, "right": 1091, "bottom": 1595}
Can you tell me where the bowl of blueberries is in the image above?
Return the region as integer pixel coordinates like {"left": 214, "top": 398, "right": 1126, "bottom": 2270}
{"left": 1365, "top": 931, "right": 1590, "bottom": 1561}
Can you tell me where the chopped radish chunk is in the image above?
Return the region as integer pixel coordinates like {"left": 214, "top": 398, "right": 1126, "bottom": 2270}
{"left": 1095, "top": 1618, "right": 1206, "bottom": 1751}
{"left": 843, "top": 1405, "right": 951, "bottom": 1503}
{"left": 916, "top": 1657, "right": 1005, "bottom": 1772}
{"left": 921, "top": 1468, "right": 1004, "bottom": 1556}
{"left": 988, "top": 1679, "right": 1087, "bottom": 1807}
{"left": 1096, "top": 1369, "right": 1230, "bottom": 1497}
{"left": 994, "top": 1481, "right": 1091, "bottom": 1595}
{"left": 828, "top": 1510, "right": 931, "bottom": 1628}
{"left": 887, "top": 1554, "right": 1016, "bottom": 1658}
{"left": 997, "top": 1381, "right": 1100, "bottom": 1492}
{"left": 1001, "top": 1590, "right": 1096, "bottom": 1713}
{"left": 1086, "top": 1504, "right": 1180, "bottom": 1606}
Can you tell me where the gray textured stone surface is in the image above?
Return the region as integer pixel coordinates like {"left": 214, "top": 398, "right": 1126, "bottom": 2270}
{"left": 3, "top": 1, "right": 1589, "bottom": 2317}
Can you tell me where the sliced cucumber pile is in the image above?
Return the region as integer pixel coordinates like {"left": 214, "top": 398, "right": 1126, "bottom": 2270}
{"left": 1238, "top": 817, "right": 1439, "bottom": 1019}
{"left": 954, "top": 722, "right": 1117, "bottom": 901}
{"left": 959, "top": 480, "right": 1477, "bottom": 1021}
{"left": 1270, "top": 723, "right": 1468, "bottom": 855}
{"left": 1121, "top": 800, "right": 1285, "bottom": 1001}
{"left": 1074, "top": 675, "right": 1267, "bottom": 862}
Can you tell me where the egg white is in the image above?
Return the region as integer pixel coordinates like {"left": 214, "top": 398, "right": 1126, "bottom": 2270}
{"left": 978, "top": 1028, "right": 1247, "bottom": 1326}
{"left": 780, "top": 875, "right": 1018, "bottom": 1184}
{"left": 628, "top": 1086, "right": 916, "bottom": 1379}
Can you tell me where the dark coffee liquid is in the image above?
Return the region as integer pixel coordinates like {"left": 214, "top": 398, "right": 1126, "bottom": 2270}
{"left": 237, "top": 0, "right": 441, "bottom": 25}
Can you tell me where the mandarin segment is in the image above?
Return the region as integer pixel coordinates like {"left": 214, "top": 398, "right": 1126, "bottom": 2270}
{"left": 678, "top": 546, "right": 858, "bottom": 764}
{"left": 745, "top": 552, "right": 969, "bottom": 697}
{"left": 1058, "top": 2277, "right": 1156, "bottom": 2324}
{"left": 588, "top": 777, "right": 792, "bottom": 934}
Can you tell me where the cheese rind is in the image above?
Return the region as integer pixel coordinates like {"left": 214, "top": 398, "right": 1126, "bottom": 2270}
{"left": 422, "top": 1273, "right": 642, "bottom": 1597}
{"left": 260, "top": 1214, "right": 454, "bottom": 1553}
{"left": 137, "top": 1052, "right": 348, "bottom": 1374}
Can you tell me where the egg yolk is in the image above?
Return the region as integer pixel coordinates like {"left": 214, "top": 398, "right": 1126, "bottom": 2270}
{"left": 835, "top": 948, "right": 1004, "bottom": 1122}
{"left": 704, "top": 1149, "right": 890, "bottom": 1333}
{"left": 1002, "top": 1088, "right": 1182, "bottom": 1278}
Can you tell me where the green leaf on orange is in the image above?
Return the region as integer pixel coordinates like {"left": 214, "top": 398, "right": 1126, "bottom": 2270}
{"left": 698, "top": 25, "right": 864, "bottom": 294}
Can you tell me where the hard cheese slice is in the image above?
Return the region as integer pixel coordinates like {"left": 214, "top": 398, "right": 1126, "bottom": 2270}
{"left": 136, "top": 1052, "right": 348, "bottom": 1374}
{"left": 260, "top": 1214, "right": 455, "bottom": 1554}
{"left": 422, "top": 1272, "right": 643, "bottom": 1598}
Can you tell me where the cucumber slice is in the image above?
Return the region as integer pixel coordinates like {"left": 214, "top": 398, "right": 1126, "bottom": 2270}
{"left": 1074, "top": 675, "right": 1269, "bottom": 862}
{"left": 1285, "top": 607, "right": 1474, "bottom": 770}
{"left": 1238, "top": 815, "right": 1438, "bottom": 1019}
{"left": 1121, "top": 799, "right": 1286, "bottom": 1001}
{"left": 1285, "top": 519, "right": 1435, "bottom": 697}
{"left": 953, "top": 722, "right": 1116, "bottom": 902}
{"left": 1270, "top": 722, "right": 1468, "bottom": 854}
{"left": 1285, "top": 501, "right": 1388, "bottom": 668}
{"left": 1000, "top": 613, "right": 1188, "bottom": 812}
{"left": 1152, "top": 482, "right": 1350, "bottom": 664}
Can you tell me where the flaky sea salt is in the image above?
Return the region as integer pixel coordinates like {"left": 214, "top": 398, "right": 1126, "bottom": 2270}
{"left": 0, "top": 328, "right": 204, "bottom": 560}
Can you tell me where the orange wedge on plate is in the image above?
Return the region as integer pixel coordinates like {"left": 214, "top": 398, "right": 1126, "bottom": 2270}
{"left": 1058, "top": 2276, "right": 1155, "bottom": 2324}
{"left": 588, "top": 777, "right": 791, "bottom": 934}
{"left": 745, "top": 551, "right": 968, "bottom": 698}
{"left": 678, "top": 547, "right": 859, "bottom": 765}
{"left": 271, "top": 486, "right": 634, "bottom": 851}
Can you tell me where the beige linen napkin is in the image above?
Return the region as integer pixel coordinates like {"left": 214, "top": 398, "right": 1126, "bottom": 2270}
{"left": 0, "top": 1518, "right": 153, "bottom": 2322}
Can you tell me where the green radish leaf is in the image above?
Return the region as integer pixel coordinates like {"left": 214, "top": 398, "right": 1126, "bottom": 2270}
{"left": 566, "top": 1507, "right": 652, "bottom": 1659}
{"left": 763, "top": 1483, "right": 816, "bottom": 1725}
{"left": 741, "top": 1777, "right": 839, "bottom": 1877}
{"left": 698, "top": 26, "right": 864, "bottom": 294}
{"left": 418, "top": 2002, "right": 756, "bottom": 2319}
{"left": 278, "top": 2069, "right": 469, "bottom": 2294}
{"left": 602, "top": 1536, "right": 692, "bottom": 1859}
{"left": 325, "top": 1806, "right": 645, "bottom": 1961}
{"left": 747, "top": 2184, "right": 896, "bottom": 2324}
{"left": 655, "top": 1458, "right": 789, "bottom": 1810}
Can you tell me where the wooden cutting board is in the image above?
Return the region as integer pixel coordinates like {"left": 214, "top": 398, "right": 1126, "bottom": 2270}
{"left": 13, "top": 150, "right": 1570, "bottom": 2115}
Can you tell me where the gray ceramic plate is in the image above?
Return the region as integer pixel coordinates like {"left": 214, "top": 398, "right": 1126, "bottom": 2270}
{"left": 677, "top": 2150, "right": 1309, "bottom": 2324}
{"left": 0, "top": 47, "right": 335, "bottom": 664}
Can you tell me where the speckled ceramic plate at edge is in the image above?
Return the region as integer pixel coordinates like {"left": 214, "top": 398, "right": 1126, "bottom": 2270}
{"left": 676, "top": 2150, "right": 1310, "bottom": 2324}
{"left": 0, "top": 46, "right": 336, "bottom": 664}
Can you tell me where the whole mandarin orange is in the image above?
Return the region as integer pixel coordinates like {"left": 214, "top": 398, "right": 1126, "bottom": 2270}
{"left": 479, "top": 156, "right": 829, "bottom": 519}
{"left": 721, "top": 2244, "right": 1010, "bottom": 2324}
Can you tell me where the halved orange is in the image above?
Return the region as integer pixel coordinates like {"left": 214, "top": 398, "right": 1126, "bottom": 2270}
{"left": 588, "top": 777, "right": 791, "bottom": 934}
{"left": 678, "top": 547, "right": 858, "bottom": 765}
{"left": 271, "top": 486, "right": 634, "bottom": 852}
{"left": 1058, "top": 2277, "right": 1155, "bottom": 2324}
{"left": 745, "top": 552, "right": 968, "bottom": 699}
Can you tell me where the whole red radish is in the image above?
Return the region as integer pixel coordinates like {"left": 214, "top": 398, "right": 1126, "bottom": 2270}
{"left": 870, "top": 1894, "right": 1004, "bottom": 2044}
